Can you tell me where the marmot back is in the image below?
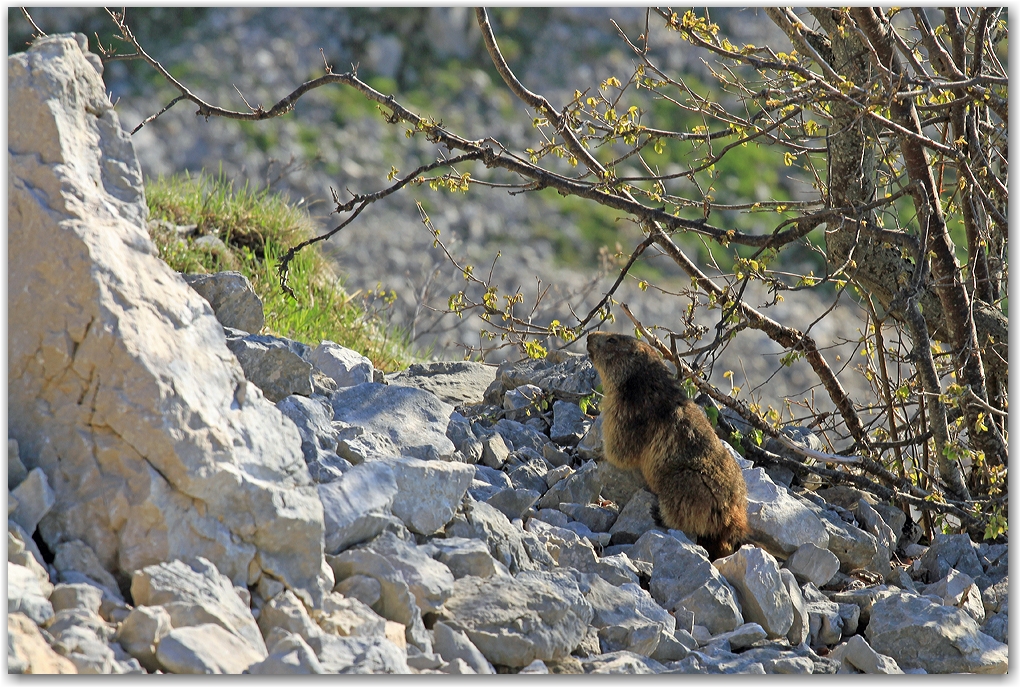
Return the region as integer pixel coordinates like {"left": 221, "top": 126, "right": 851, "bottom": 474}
{"left": 586, "top": 331, "right": 748, "bottom": 558}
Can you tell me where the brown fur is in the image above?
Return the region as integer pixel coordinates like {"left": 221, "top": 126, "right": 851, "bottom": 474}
{"left": 587, "top": 331, "right": 748, "bottom": 559}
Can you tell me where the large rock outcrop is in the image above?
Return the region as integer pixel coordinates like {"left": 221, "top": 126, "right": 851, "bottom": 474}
{"left": 8, "top": 34, "right": 326, "bottom": 603}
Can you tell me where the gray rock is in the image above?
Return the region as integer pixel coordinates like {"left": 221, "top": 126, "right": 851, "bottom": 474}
{"left": 10, "top": 37, "right": 326, "bottom": 601}
{"left": 8, "top": 525, "right": 51, "bottom": 583}
{"left": 333, "top": 424, "right": 401, "bottom": 464}
{"left": 385, "top": 360, "right": 496, "bottom": 406}
{"left": 854, "top": 499, "right": 897, "bottom": 563}
{"left": 714, "top": 546, "right": 794, "bottom": 638}
{"left": 116, "top": 605, "right": 172, "bottom": 672}
{"left": 537, "top": 459, "right": 601, "bottom": 509}
{"left": 744, "top": 468, "right": 829, "bottom": 557}
{"left": 130, "top": 557, "right": 267, "bottom": 659}
{"left": 309, "top": 341, "right": 374, "bottom": 388}
{"left": 581, "top": 651, "right": 667, "bottom": 674}
{"left": 479, "top": 432, "right": 510, "bottom": 469}
{"left": 785, "top": 542, "right": 840, "bottom": 587}
{"left": 493, "top": 418, "right": 548, "bottom": 454}
{"left": 156, "top": 624, "right": 264, "bottom": 674}
{"left": 703, "top": 622, "right": 768, "bottom": 652}
{"left": 359, "top": 531, "right": 455, "bottom": 615}
{"left": 330, "top": 383, "right": 456, "bottom": 460}
{"left": 532, "top": 507, "right": 572, "bottom": 528}
{"left": 8, "top": 438, "right": 28, "bottom": 490}
{"left": 47, "top": 609, "right": 121, "bottom": 674}
{"left": 9, "top": 467, "right": 55, "bottom": 535}
{"left": 828, "top": 634, "right": 903, "bottom": 674}
{"left": 307, "top": 634, "right": 410, "bottom": 674}
{"left": 629, "top": 531, "right": 743, "bottom": 635}
{"left": 445, "top": 412, "right": 483, "bottom": 463}
{"left": 779, "top": 569, "right": 809, "bottom": 645}
{"left": 507, "top": 453, "right": 550, "bottom": 493}
{"left": 313, "top": 591, "right": 388, "bottom": 639}
{"left": 811, "top": 506, "right": 882, "bottom": 574}
{"left": 577, "top": 414, "right": 604, "bottom": 461}
{"left": 867, "top": 591, "right": 1007, "bottom": 674}
{"left": 543, "top": 443, "right": 573, "bottom": 468}
{"left": 326, "top": 548, "right": 431, "bottom": 652}
{"left": 802, "top": 583, "right": 845, "bottom": 646}
{"left": 433, "top": 621, "right": 495, "bottom": 674}
{"left": 518, "top": 658, "right": 549, "bottom": 673}
{"left": 981, "top": 611, "right": 1007, "bottom": 644}
{"left": 247, "top": 632, "right": 326, "bottom": 674}
{"left": 550, "top": 400, "right": 591, "bottom": 446}
{"left": 276, "top": 394, "right": 350, "bottom": 483}
{"left": 609, "top": 489, "right": 661, "bottom": 546}
{"left": 650, "top": 630, "right": 692, "bottom": 662}
{"left": 182, "top": 271, "right": 264, "bottom": 334}
{"left": 256, "top": 589, "right": 323, "bottom": 645}
{"left": 595, "top": 457, "right": 649, "bottom": 509}
{"left": 485, "top": 487, "right": 541, "bottom": 520}
{"left": 53, "top": 540, "right": 122, "bottom": 600}
{"left": 50, "top": 583, "right": 103, "bottom": 615}
{"left": 503, "top": 383, "right": 545, "bottom": 421}
{"left": 333, "top": 574, "right": 382, "bottom": 608}
{"left": 981, "top": 576, "right": 1008, "bottom": 614}
{"left": 763, "top": 655, "right": 815, "bottom": 674}
{"left": 440, "top": 570, "right": 594, "bottom": 667}
{"left": 385, "top": 456, "right": 474, "bottom": 535}
{"left": 8, "top": 560, "right": 55, "bottom": 626}
{"left": 872, "top": 503, "right": 907, "bottom": 551}
{"left": 927, "top": 569, "right": 985, "bottom": 623}
{"left": 490, "top": 351, "right": 598, "bottom": 404}
{"left": 420, "top": 537, "right": 510, "bottom": 580}
{"left": 917, "top": 533, "right": 984, "bottom": 583}
{"left": 580, "top": 574, "right": 675, "bottom": 656}
{"left": 445, "top": 499, "right": 556, "bottom": 574}
{"left": 467, "top": 464, "right": 512, "bottom": 501}
{"left": 828, "top": 585, "right": 889, "bottom": 626}
{"left": 225, "top": 331, "right": 315, "bottom": 402}
{"left": 543, "top": 463, "right": 573, "bottom": 489}
{"left": 317, "top": 460, "right": 398, "bottom": 554}
{"left": 559, "top": 501, "right": 618, "bottom": 532}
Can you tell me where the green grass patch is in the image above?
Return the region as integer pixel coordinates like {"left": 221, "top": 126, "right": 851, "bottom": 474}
{"left": 145, "top": 170, "right": 418, "bottom": 372}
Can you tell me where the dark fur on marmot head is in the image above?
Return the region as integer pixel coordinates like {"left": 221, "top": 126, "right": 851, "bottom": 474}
{"left": 587, "top": 331, "right": 748, "bottom": 559}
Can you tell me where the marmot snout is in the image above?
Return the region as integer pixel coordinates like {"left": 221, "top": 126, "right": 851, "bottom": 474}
{"left": 587, "top": 331, "right": 748, "bottom": 559}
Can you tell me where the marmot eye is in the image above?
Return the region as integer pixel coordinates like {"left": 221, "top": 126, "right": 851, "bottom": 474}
{"left": 607, "top": 336, "right": 618, "bottom": 344}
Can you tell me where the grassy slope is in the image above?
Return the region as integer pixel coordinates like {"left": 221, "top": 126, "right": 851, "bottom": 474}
{"left": 145, "top": 171, "right": 418, "bottom": 373}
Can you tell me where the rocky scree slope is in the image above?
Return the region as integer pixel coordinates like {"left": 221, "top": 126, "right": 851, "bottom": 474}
{"left": 7, "top": 35, "right": 1008, "bottom": 675}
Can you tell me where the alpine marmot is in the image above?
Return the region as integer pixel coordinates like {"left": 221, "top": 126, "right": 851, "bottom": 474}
{"left": 586, "top": 331, "right": 748, "bottom": 558}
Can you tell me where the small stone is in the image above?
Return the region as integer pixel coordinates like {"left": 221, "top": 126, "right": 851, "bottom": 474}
{"left": 182, "top": 271, "right": 264, "bottom": 333}
{"left": 432, "top": 621, "right": 495, "bottom": 674}
{"left": 714, "top": 546, "right": 793, "bottom": 639}
{"left": 828, "top": 634, "right": 903, "bottom": 674}
{"left": 49, "top": 583, "right": 103, "bottom": 615}
{"left": 549, "top": 400, "right": 591, "bottom": 446}
{"left": 609, "top": 489, "right": 660, "bottom": 546}
{"left": 538, "top": 459, "right": 601, "bottom": 509}
{"left": 225, "top": 332, "right": 314, "bottom": 402}
{"left": 479, "top": 433, "right": 510, "bottom": 470}
{"left": 785, "top": 542, "right": 840, "bottom": 587}
{"left": 8, "top": 438, "right": 29, "bottom": 490}
{"left": 503, "top": 384, "right": 545, "bottom": 421}
{"left": 485, "top": 487, "right": 541, "bottom": 521}
{"left": 334, "top": 574, "right": 382, "bottom": 608}
{"left": 385, "top": 360, "right": 496, "bottom": 407}
{"left": 542, "top": 443, "right": 572, "bottom": 468}
{"left": 116, "top": 605, "right": 172, "bottom": 673}
{"left": 559, "top": 501, "right": 618, "bottom": 532}
{"left": 156, "top": 624, "right": 265, "bottom": 674}
{"left": 309, "top": 341, "right": 374, "bottom": 388}
{"left": 9, "top": 467, "right": 56, "bottom": 535}
{"left": 247, "top": 632, "right": 325, "bottom": 674}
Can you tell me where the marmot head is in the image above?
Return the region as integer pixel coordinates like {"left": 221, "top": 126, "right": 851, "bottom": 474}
{"left": 586, "top": 331, "right": 667, "bottom": 388}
